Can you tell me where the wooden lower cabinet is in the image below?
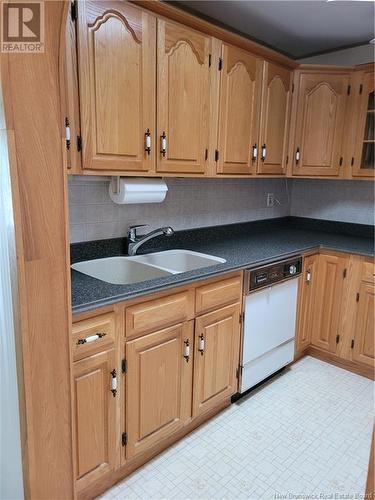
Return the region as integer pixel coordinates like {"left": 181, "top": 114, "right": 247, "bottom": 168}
{"left": 73, "top": 348, "right": 117, "bottom": 492}
{"left": 296, "top": 254, "right": 319, "bottom": 353}
{"left": 311, "top": 253, "right": 348, "bottom": 353}
{"left": 193, "top": 303, "right": 241, "bottom": 417}
{"left": 125, "top": 321, "right": 194, "bottom": 459}
{"left": 352, "top": 280, "right": 375, "bottom": 367}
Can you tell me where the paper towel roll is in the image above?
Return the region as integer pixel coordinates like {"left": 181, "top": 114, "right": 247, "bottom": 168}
{"left": 109, "top": 177, "right": 168, "bottom": 204}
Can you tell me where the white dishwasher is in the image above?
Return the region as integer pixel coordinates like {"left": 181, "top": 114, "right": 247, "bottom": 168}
{"left": 240, "top": 256, "right": 302, "bottom": 394}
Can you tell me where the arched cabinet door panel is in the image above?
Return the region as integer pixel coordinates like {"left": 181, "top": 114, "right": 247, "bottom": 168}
{"left": 292, "top": 72, "right": 350, "bottom": 177}
{"left": 77, "top": 1, "right": 156, "bottom": 172}
{"left": 217, "top": 44, "right": 263, "bottom": 175}
{"left": 157, "top": 20, "right": 212, "bottom": 174}
{"left": 257, "top": 62, "right": 292, "bottom": 175}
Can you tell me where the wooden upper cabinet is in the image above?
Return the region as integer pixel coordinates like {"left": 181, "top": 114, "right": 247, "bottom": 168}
{"left": 352, "top": 280, "right": 375, "bottom": 367}
{"left": 193, "top": 303, "right": 241, "bottom": 417}
{"left": 126, "top": 322, "right": 193, "bottom": 459}
{"left": 296, "top": 254, "right": 319, "bottom": 353}
{"left": 157, "top": 20, "right": 211, "bottom": 174}
{"left": 292, "top": 71, "right": 350, "bottom": 177}
{"left": 73, "top": 349, "right": 116, "bottom": 492}
{"left": 351, "top": 69, "right": 375, "bottom": 178}
{"left": 311, "top": 253, "right": 348, "bottom": 353}
{"left": 77, "top": 1, "right": 156, "bottom": 172}
{"left": 216, "top": 44, "right": 262, "bottom": 175}
{"left": 257, "top": 62, "right": 292, "bottom": 175}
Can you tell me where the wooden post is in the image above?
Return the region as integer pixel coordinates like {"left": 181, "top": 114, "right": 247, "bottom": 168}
{"left": 1, "top": 2, "right": 74, "bottom": 498}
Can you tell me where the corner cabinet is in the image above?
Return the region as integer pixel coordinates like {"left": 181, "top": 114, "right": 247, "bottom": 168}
{"left": 156, "top": 20, "right": 212, "bottom": 175}
{"left": 257, "top": 62, "right": 292, "bottom": 175}
{"left": 77, "top": 1, "right": 156, "bottom": 172}
{"left": 216, "top": 44, "right": 262, "bottom": 175}
{"left": 291, "top": 70, "right": 350, "bottom": 177}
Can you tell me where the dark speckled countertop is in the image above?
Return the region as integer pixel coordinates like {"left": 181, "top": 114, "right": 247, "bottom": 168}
{"left": 71, "top": 217, "right": 374, "bottom": 314}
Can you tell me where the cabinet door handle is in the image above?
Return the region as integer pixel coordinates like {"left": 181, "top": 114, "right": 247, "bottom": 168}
{"left": 295, "top": 148, "right": 300, "bottom": 164}
{"left": 261, "top": 144, "right": 266, "bottom": 161}
{"left": 160, "top": 131, "right": 167, "bottom": 157}
{"left": 145, "top": 129, "right": 151, "bottom": 155}
{"left": 76, "top": 332, "right": 106, "bottom": 345}
{"left": 198, "top": 334, "right": 205, "bottom": 355}
{"left": 110, "top": 369, "right": 117, "bottom": 397}
{"left": 252, "top": 143, "right": 257, "bottom": 161}
{"left": 183, "top": 339, "right": 190, "bottom": 362}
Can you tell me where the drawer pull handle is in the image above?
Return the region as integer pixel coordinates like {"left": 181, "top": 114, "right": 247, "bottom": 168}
{"left": 110, "top": 369, "right": 117, "bottom": 397}
{"left": 76, "top": 332, "right": 106, "bottom": 345}
{"left": 198, "top": 334, "right": 205, "bottom": 355}
{"left": 183, "top": 339, "right": 190, "bottom": 362}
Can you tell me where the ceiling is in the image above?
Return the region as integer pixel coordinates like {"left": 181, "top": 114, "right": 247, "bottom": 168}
{"left": 173, "top": 1, "right": 375, "bottom": 59}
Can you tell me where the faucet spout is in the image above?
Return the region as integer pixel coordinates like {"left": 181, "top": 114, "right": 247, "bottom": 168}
{"left": 127, "top": 226, "right": 174, "bottom": 256}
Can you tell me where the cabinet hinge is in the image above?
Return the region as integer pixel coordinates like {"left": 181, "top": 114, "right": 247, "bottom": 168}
{"left": 356, "top": 292, "right": 360, "bottom": 303}
{"left": 351, "top": 157, "right": 354, "bottom": 166}
{"left": 347, "top": 85, "right": 351, "bottom": 95}
{"left": 205, "top": 148, "right": 208, "bottom": 161}
{"left": 236, "top": 366, "right": 242, "bottom": 379}
{"left": 122, "top": 358, "right": 127, "bottom": 374}
{"left": 218, "top": 58, "right": 223, "bottom": 71}
{"left": 214, "top": 149, "right": 219, "bottom": 162}
{"left": 359, "top": 84, "right": 363, "bottom": 95}
{"left": 239, "top": 312, "right": 244, "bottom": 324}
{"left": 208, "top": 54, "right": 212, "bottom": 67}
{"left": 339, "top": 157, "right": 343, "bottom": 166}
{"left": 122, "top": 432, "right": 128, "bottom": 447}
{"left": 336, "top": 334, "right": 340, "bottom": 344}
{"left": 76, "top": 135, "right": 82, "bottom": 152}
{"left": 292, "top": 83, "right": 294, "bottom": 93}
{"left": 65, "top": 117, "right": 71, "bottom": 150}
{"left": 343, "top": 268, "right": 347, "bottom": 279}
{"left": 351, "top": 339, "right": 355, "bottom": 349}
{"left": 71, "top": 1, "right": 77, "bottom": 21}
{"left": 286, "top": 155, "right": 289, "bottom": 165}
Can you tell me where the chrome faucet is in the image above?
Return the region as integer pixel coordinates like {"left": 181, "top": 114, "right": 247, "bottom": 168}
{"left": 127, "top": 224, "right": 174, "bottom": 256}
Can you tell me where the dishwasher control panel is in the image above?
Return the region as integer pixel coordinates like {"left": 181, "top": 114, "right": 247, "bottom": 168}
{"left": 246, "top": 256, "right": 302, "bottom": 292}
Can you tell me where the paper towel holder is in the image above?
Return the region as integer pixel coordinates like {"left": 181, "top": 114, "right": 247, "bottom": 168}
{"left": 109, "top": 176, "right": 168, "bottom": 205}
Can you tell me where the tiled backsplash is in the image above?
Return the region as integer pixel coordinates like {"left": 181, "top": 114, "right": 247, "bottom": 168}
{"left": 69, "top": 176, "right": 374, "bottom": 243}
{"left": 69, "top": 177, "right": 290, "bottom": 243}
{"left": 290, "top": 179, "right": 375, "bottom": 225}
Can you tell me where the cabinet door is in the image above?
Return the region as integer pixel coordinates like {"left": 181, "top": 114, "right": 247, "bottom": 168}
{"left": 351, "top": 71, "right": 375, "bottom": 178}
{"left": 292, "top": 72, "right": 350, "bottom": 177}
{"left": 77, "top": 1, "right": 156, "bottom": 172}
{"left": 257, "top": 62, "right": 291, "bottom": 175}
{"left": 157, "top": 20, "right": 211, "bottom": 174}
{"left": 311, "top": 254, "right": 347, "bottom": 353}
{"left": 126, "top": 322, "right": 193, "bottom": 459}
{"left": 73, "top": 349, "right": 116, "bottom": 492}
{"left": 296, "top": 254, "right": 319, "bottom": 353}
{"left": 193, "top": 303, "right": 241, "bottom": 417}
{"left": 217, "top": 44, "right": 262, "bottom": 175}
{"left": 352, "top": 282, "right": 375, "bottom": 367}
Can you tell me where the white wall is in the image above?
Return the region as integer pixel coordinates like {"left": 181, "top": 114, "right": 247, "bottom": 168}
{"left": 0, "top": 83, "right": 24, "bottom": 500}
{"left": 299, "top": 43, "right": 374, "bottom": 66}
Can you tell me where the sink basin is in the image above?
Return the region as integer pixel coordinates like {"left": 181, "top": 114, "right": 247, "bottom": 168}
{"left": 71, "top": 250, "right": 226, "bottom": 285}
{"left": 71, "top": 257, "right": 173, "bottom": 285}
{"left": 130, "top": 250, "right": 226, "bottom": 273}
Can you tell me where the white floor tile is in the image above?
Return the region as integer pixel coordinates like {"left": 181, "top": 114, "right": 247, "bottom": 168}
{"left": 99, "top": 356, "right": 374, "bottom": 500}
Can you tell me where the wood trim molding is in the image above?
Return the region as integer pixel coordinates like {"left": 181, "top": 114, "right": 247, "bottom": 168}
{"left": 0, "top": 2, "right": 75, "bottom": 498}
{"left": 131, "top": 0, "right": 298, "bottom": 69}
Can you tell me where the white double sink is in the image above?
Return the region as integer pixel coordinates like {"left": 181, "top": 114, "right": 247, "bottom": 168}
{"left": 71, "top": 250, "right": 226, "bottom": 285}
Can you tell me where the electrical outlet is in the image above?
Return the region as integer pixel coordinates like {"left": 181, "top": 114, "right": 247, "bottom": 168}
{"left": 267, "top": 193, "right": 275, "bottom": 207}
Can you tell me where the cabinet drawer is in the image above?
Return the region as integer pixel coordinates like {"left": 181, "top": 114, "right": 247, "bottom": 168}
{"left": 125, "top": 291, "right": 194, "bottom": 338}
{"left": 362, "top": 261, "right": 375, "bottom": 283}
{"left": 195, "top": 275, "right": 242, "bottom": 315}
{"left": 72, "top": 313, "right": 115, "bottom": 361}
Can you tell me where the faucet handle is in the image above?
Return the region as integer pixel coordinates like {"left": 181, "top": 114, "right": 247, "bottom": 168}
{"left": 128, "top": 224, "right": 149, "bottom": 240}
